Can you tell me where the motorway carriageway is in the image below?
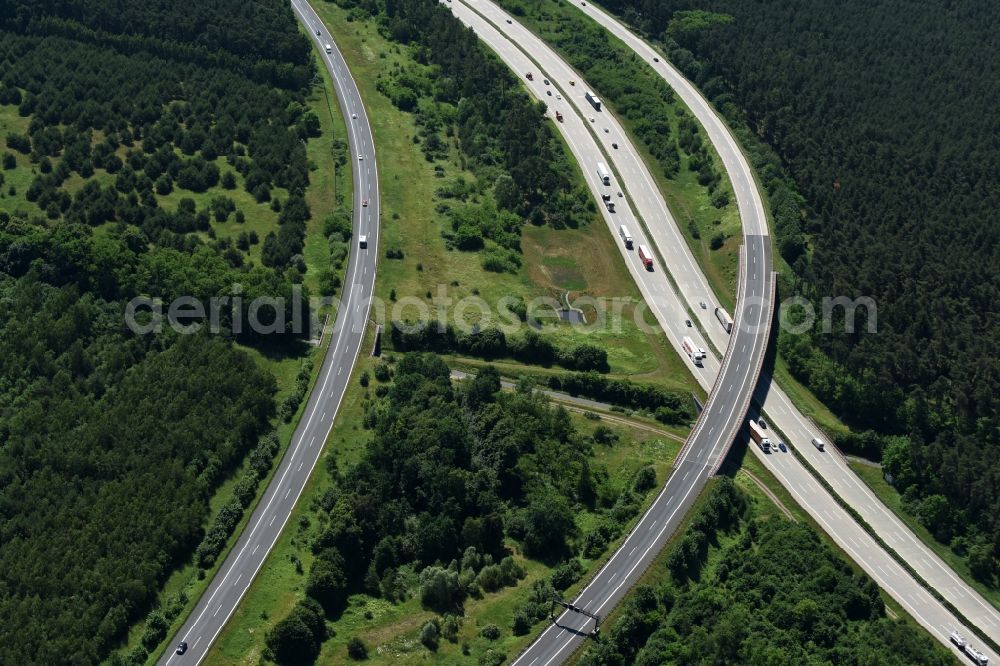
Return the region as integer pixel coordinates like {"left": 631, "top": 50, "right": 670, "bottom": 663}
{"left": 447, "top": 1, "right": 999, "bottom": 664}
{"left": 442, "top": 2, "right": 776, "bottom": 665}
{"left": 566, "top": 0, "right": 1000, "bottom": 651}
{"left": 159, "top": 0, "right": 380, "bottom": 662}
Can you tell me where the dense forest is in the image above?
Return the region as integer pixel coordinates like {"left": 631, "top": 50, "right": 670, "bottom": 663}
{"left": 333, "top": 0, "right": 592, "bottom": 273}
{"left": 264, "top": 356, "right": 660, "bottom": 663}
{"left": 579, "top": 480, "right": 953, "bottom": 665}
{"left": 598, "top": 0, "right": 1000, "bottom": 579}
{"left": 0, "top": 1, "right": 324, "bottom": 662}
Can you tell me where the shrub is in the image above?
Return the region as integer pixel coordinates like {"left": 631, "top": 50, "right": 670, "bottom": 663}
{"left": 480, "top": 624, "right": 501, "bottom": 641}
{"left": 346, "top": 637, "right": 368, "bottom": 660}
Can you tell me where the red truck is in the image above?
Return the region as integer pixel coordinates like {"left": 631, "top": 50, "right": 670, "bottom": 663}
{"left": 637, "top": 244, "right": 653, "bottom": 270}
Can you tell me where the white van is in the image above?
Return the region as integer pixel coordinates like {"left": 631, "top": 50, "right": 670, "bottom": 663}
{"left": 619, "top": 225, "right": 633, "bottom": 249}
{"left": 324, "top": 44, "right": 332, "bottom": 54}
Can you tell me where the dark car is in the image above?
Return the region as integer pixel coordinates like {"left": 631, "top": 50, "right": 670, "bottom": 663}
{"left": 685, "top": 319, "right": 692, "bottom": 327}
{"left": 176, "top": 642, "right": 188, "bottom": 655}
{"left": 759, "top": 418, "right": 768, "bottom": 429}
{"left": 778, "top": 441, "right": 787, "bottom": 453}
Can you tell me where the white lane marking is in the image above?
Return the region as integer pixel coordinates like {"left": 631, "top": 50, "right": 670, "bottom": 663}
{"left": 177, "top": 4, "right": 384, "bottom": 662}
{"left": 234, "top": 574, "right": 242, "bottom": 586}
{"left": 284, "top": 488, "right": 291, "bottom": 500}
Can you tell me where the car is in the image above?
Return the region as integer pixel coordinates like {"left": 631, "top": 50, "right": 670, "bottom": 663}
{"left": 547, "top": 90, "right": 552, "bottom": 96}
{"left": 358, "top": 153, "right": 363, "bottom": 160}
{"left": 359, "top": 235, "right": 368, "bottom": 248}
{"left": 699, "top": 301, "right": 707, "bottom": 309}
{"left": 362, "top": 199, "right": 368, "bottom": 207}
{"left": 556, "top": 94, "right": 562, "bottom": 100}
{"left": 617, "top": 191, "right": 623, "bottom": 197}
{"left": 759, "top": 418, "right": 768, "bottom": 429}
{"left": 604, "top": 127, "right": 610, "bottom": 133}
{"left": 351, "top": 113, "right": 357, "bottom": 119}
{"left": 685, "top": 319, "right": 692, "bottom": 327}
{"left": 506, "top": 18, "right": 512, "bottom": 24}
{"left": 543, "top": 78, "right": 550, "bottom": 85}
{"left": 315, "top": 30, "right": 321, "bottom": 36}
{"left": 176, "top": 642, "right": 188, "bottom": 655}
{"left": 589, "top": 116, "right": 595, "bottom": 123}
{"left": 569, "top": 80, "right": 576, "bottom": 86}
{"left": 778, "top": 441, "right": 787, "bottom": 452}
{"left": 653, "top": 57, "right": 660, "bottom": 62}
{"left": 612, "top": 142, "right": 618, "bottom": 149}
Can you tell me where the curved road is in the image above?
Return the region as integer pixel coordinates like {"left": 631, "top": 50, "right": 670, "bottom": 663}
{"left": 440, "top": 3, "right": 775, "bottom": 666}
{"left": 448, "top": 1, "right": 998, "bottom": 664}
{"left": 569, "top": 0, "right": 1000, "bottom": 654}
{"left": 159, "top": 1, "right": 379, "bottom": 662}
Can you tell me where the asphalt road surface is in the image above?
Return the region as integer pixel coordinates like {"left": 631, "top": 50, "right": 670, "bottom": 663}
{"left": 158, "top": 1, "right": 379, "bottom": 662}
{"left": 567, "top": 0, "right": 1000, "bottom": 656}
{"left": 449, "top": 1, "right": 998, "bottom": 664}
{"left": 440, "top": 3, "right": 776, "bottom": 665}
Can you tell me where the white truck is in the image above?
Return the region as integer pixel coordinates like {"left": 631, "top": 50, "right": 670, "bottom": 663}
{"left": 965, "top": 646, "right": 989, "bottom": 666}
{"left": 811, "top": 437, "right": 825, "bottom": 452}
{"left": 682, "top": 337, "right": 704, "bottom": 366}
{"left": 749, "top": 420, "right": 772, "bottom": 453}
{"left": 585, "top": 91, "right": 602, "bottom": 111}
{"left": 715, "top": 306, "right": 733, "bottom": 334}
{"left": 596, "top": 162, "right": 611, "bottom": 185}
{"left": 618, "top": 225, "right": 633, "bottom": 249}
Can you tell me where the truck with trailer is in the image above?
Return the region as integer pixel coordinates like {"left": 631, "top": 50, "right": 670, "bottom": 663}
{"left": 682, "top": 337, "right": 704, "bottom": 366}
{"left": 965, "top": 645, "right": 989, "bottom": 666}
{"left": 637, "top": 244, "right": 653, "bottom": 270}
{"left": 585, "top": 91, "right": 602, "bottom": 111}
{"left": 619, "top": 225, "right": 633, "bottom": 248}
{"left": 749, "top": 420, "right": 772, "bottom": 453}
{"left": 715, "top": 306, "right": 733, "bottom": 333}
{"left": 596, "top": 162, "right": 611, "bottom": 185}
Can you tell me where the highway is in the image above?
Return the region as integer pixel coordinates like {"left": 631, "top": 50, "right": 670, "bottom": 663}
{"left": 440, "top": 2, "right": 775, "bottom": 665}
{"left": 158, "top": 1, "right": 379, "bottom": 662}
{"left": 445, "top": 1, "right": 999, "bottom": 664}
{"left": 567, "top": 0, "right": 1000, "bottom": 653}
